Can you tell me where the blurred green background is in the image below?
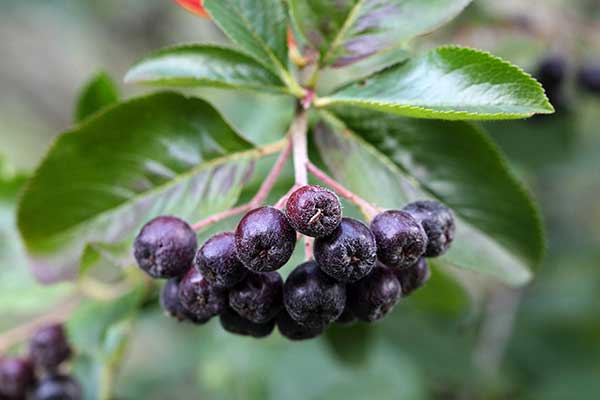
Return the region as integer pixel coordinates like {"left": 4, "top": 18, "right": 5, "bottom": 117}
{"left": 1, "top": 0, "right": 599, "bottom": 399}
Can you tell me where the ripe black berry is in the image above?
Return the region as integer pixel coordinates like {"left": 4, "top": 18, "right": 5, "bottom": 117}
{"left": 219, "top": 307, "right": 275, "bottom": 338}
{"left": 195, "top": 232, "right": 247, "bottom": 289}
{"left": 394, "top": 258, "right": 430, "bottom": 296}
{"left": 29, "top": 324, "right": 72, "bottom": 372}
{"left": 178, "top": 267, "right": 227, "bottom": 321}
{"left": 276, "top": 310, "right": 325, "bottom": 341}
{"left": 577, "top": 63, "right": 600, "bottom": 94}
{"left": 283, "top": 261, "right": 346, "bottom": 328}
{"left": 134, "top": 216, "right": 197, "bottom": 279}
{"left": 285, "top": 185, "right": 342, "bottom": 237}
{"left": 235, "top": 207, "right": 296, "bottom": 272}
{"left": 0, "top": 358, "right": 35, "bottom": 399}
{"left": 314, "top": 218, "right": 377, "bottom": 282}
{"left": 348, "top": 263, "right": 401, "bottom": 322}
{"left": 335, "top": 304, "right": 357, "bottom": 325}
{"left": 403, "top": 200, "right": 455, "bottom": 257}
{"left": 33, "top": 375, "right": 82, "bottom": 400}
{"left": 229, "top": 271, "right": 283, "bottom": 323}
{"left": 160, "top": 279, "right": 208, "bottom": 323}
{"left": 370, "top": 210, "right": 427, "bottom": 269}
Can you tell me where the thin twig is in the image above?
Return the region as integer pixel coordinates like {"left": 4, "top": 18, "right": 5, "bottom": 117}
{"left": 291, "top": 108, "right": 309, "bottom": 187}
{"left": 304, "top": 237, "right": 314, "bottom": 261}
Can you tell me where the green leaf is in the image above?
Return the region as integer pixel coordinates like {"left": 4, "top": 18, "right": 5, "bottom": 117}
{"left": 17, "top": 92, "right": 276, "bottom": 281}
{"left": 318, "top": 46, "right": 554, "bottom": 120}
{"left": 125, "top": 44, "right": 287, "bottom": 93}
{"left": 313, "top": 109, "right": 544, "bottom": 286}
{"left": 289, "top": 0, "right": 472, "bottom": 67}
{"left": 75, "top": 72, "right": 119, "bottom": 123}
{"left": 324, "top": 323, "right": 373, "bottom": 366}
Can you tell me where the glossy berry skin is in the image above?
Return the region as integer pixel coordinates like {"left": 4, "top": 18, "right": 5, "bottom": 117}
{"left": 219, "top": 307, "right": 275, "bottom": 338}
{"left": 195, "top": 232, "right": 247, "bottom": 289}
{"left": 160, "top": 279, "right": 208, "bottom": 324}
{"left": 577, "top": 64, "right": 600, "bottom": 94}
{"left": 395, "top": 258, "right": 431, "bottom": 297}
{"left": 0, "top": 358, "right": 35, "bottom": 399}
{"left": 314, "top": 218, "right": 377, "bottom": 282}
{"left": 276, "top": 310, "right": 325, "bottom": 341}
{"left": 29, "top": 324, "right": 72, "bottom": 372}
{"left": 348, "top": 263, "right": 401, "bottom": 322}
{"left": 403, "top": 201, "right": 455, "bottom": 257}
{"left": 286, "top": 185, "right": 342, "bottom": 237}
{"left": 134, "top": 216, "right": 197, "bottom": 279}
{"left": 33, "top": 375, "right": 82, "bottom": 400}
{"left": 178, "top": 268, "right": 227, "bottom": 321}
{"left": 229, "top": 271, "right": 283, "bottom": 324}
{"left": 370, "top": 210, "right": 427, "bottom": 269}
{"left": 235, "top": 207, "right": 296, "bottom": 272}
{"left": 283, "top": 261, "right": 346, "bottom": 328}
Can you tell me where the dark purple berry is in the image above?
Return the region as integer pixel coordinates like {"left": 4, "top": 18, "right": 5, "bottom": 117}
{"left": 395, "top": 258, "right": 431, "bottom": 296}
{"left": 403, "top": 200, "right": 455, "bottom": 257}
{"left": 276, "top": 310, "right": 325, "bottom": 341}
{"left": 0, "top": 358, "right": 35, "bottom": 399}
{"left": 235, "top": 207, "right": 296, "bottom": 272}
{"left": 335, "top": 304, "right": 357, "bottom": 325}
{"left": 314, "top": 218, "right": 377, "bottom": 282}
{"left": 134, "top": 216, "right": 197, "bottom": 279}
{"left": 178, "top": 267, "right": 227, "bottom": 321}
{"left": 535, "top": 55, "right": 567, "bottom": 89}
{"left": 285, "top": 185, "right": 342, "bottom": 237}
{"left": 33, "top": 375, "right": 82, "bottom": 400}
{"left": 229, "top": 271, "right": 283, "bottom": 323}
{"left": 160, "top": 279, "right": 208, "bottom": 324}
{"left": 577, "top": 63, "right": 600, "bottom": 94}
{"left": 370, "top": 210, "right": 427, "bottom": 269}
{"left": 348, "top": 263, "right": 401, "bottom": 322}
{"left": 219, "top": 307, "right": 275, "bottom": 338}
{"left": 195, "top": 232, "right": 247, "bottom": 289}
{"left": 283, "top": 261, "right": 346, "bottom": 328}
{"left": 29, "top": 324, "right": 72, "bottom": 372}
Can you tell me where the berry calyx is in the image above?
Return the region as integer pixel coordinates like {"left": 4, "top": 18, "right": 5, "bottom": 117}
{"left": 276, "top": 310, "right": 325, "bottom": 341}
{"left": 286, "top": 185, "right": 342, "bottom": 237}
{"left": 403, "top": 201, "right": 455, "bottom": 257}
{"left": 283, "top": 261, "right": 346, "bottom": 328}
{"left": 29, "top": 324, "right": 72, "bottom": 373}
{"left": 195, "top": 232, "right": 247, "bottom": 289}
{"left": 229, "top": 271, "right": 283, "bottom": 324}
{"left": 314, "top": 217, "right": 377, "bottom": 282}
{"left": 178, "top": 267, "right": 227, "bottom": 321}
{"left": 134, "top": 216, "right": 197, "bottom": 279}
{"left": 0, "top": 358, "right": 35, "bottom": 399}
{"left": 394, "top": 258, "right": 430, "bottom": 296}
{"left": 235, "top": 207, "right": 296, "bottom": 272}
{"left": 219, "top": 307, "right": 275, "bottom": 338}
{"left": 348, "top": 263, "right": 401, "bottom": 322}
{"left": 33, "top": 375, "right": 82, "bottom": 400}
{"left": 370, "top": 210, "right": 427, "bottom": 269}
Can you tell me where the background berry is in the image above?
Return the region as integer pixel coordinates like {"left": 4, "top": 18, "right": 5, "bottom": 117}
{"left": 314, "top": 217, "right": 377, "bottom": 282}
{"left": 160, "top": 278, "right": 208, "bottom": 323}
{"left": 276, "top": 310, "right": 325, "bottom": 341}
{"left": 534, "top": 55, "right": 568, "bottom": 111}
{"left": 348, "top": 263, "right": 401, "bottom": 322}
{"left": 286, "top": 185, "right": 342, "bottom": 237}
{"left": 403, "top": 201, "right": 455, "bottom": 257}
{"left": 235, "top": 207, "right": 296, "bottom": 272}
{"left": 29, "top": 323, "right": 72, "bottom": 372}
{"left": 229, "top": 271, "right": 283, "bottom": 324}
{"left": 178, "top": 267, "right": 227, "bottom": 321}
{"left": 283, "top": 261, "right": 346, "bottom": 328}
{"left": 219, "top": 307, "right": 275, "bottom": 338}
{"left": 195, "top": 232, "right": 247, "bottom": 289}
{"left": 0, "top": 358, "right": 35, "bottom": 399}
{"left": 577, "top": 63, "right": 600, "bottom": 94}
{"left": 133, "top": 216, "right": 197, "bottom": 279}
{"left": 370, "top": 210, "right": 427, "bottom": 269}
{"left": 395, "top": 258, "right": 431, "bottom": 296}
{"left": 33, "top": 375, "right": 82, "bottom": 400}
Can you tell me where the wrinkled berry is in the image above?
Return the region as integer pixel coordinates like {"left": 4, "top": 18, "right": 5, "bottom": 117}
{"left": 276, "top": 310, "right": 325, "bottom": 341}
{"left": 33, "top": 375, "right": 82, "bottom": 400}
{"left": 161, "top": 279, "right": 208, "bottom": 324}
{"left": 348, "top": 263, "right": 401, "bottom": 322}
{"left": 286, "top": 185, "right": 342, "bottom": 237}
{"left": 134, "top": 216, "right": 197, "bottom": 279}
{"left": 577, "top": 63, "right": 600, "bottom": 94}
{"left": 219, "top": 307, "right": 275, "bottom": 338}
{"left": 0, "top": 358, "right": 35, "bottom": 399}
{"left": 195, "top": 232, "right": 247, "bottom": 289}
{"left": 395, "top": 258, "right": 431, "bottom": 296}
{"left": 335, "top": 304, "right": 357, "bottom": 325}
{"left": 29, "top": 324, "right": 72, "bottom": 372}
{"left": 229, "top": 271, "right": 283, "bottom": 323}
{"left": 370, "top": 210, "right": 427, "bottom": 269}
{"left": 284, "top": 261, "right": 346, "bottom": 328}
{"left": 178, "top": 268, "right": 227, "bottom": 321}
{"left": 403, "top": 201, "right": 455, "bottom": 257}
{"left": 314, "top": 218, "right": 377, "bottom": 282}
{"left": 235, "top": 207, "right": 296, "bottom": 272}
